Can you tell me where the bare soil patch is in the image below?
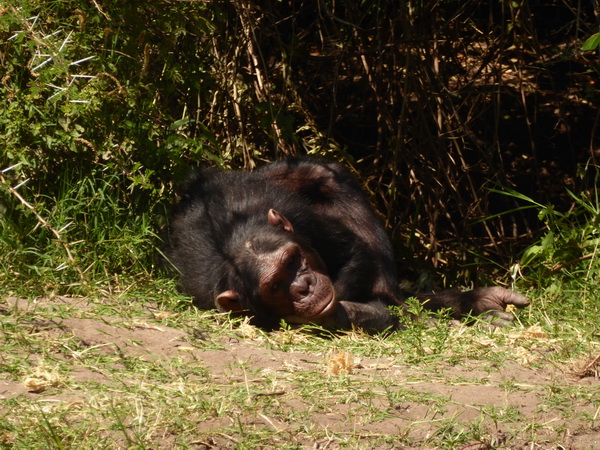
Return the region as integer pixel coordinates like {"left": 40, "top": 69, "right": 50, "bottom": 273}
{"left": 1, "top": 295, "right": 598, "bottom": 448}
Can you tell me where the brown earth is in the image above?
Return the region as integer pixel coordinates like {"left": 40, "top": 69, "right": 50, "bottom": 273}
{"left": 1, "top": 296, "right": 598, "bottom": 448}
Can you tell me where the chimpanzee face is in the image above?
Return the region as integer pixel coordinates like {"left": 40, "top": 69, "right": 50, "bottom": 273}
{"left": 215, "top": 210, "right": 337, "bottom": 324}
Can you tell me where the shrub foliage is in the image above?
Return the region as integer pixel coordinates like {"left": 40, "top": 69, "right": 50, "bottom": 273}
{"left": 0, "top": 0, "right": 598, "bottom": 292}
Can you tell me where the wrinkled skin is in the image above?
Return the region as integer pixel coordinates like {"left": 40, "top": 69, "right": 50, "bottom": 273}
{"left": 259, "top": 209, "right": 336, "bottom": 321}
{"left": 253, "top": 241, "right": 336, "bottom": 321}
{"left": 164, "top": 158, "right": 530, "bottom": 331}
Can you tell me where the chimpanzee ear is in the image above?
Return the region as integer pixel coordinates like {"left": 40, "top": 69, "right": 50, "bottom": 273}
{"left": 267, "top": 209, "right": 294, "bottom": 233}
{"left": 215, "top": 290, "right": 244, "bottom": 313}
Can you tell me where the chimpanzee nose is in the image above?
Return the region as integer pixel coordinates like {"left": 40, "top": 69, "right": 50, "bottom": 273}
{"left": 291, "top": 273, "right": 313, "bottom": 298}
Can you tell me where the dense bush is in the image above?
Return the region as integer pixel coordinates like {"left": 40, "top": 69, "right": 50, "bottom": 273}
{"left": 0, "top": 0, "right": 598, "bottom": 294}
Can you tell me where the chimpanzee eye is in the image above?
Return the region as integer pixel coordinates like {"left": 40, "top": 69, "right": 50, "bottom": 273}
{"left": 288, "top": 251, "right": 300, "bottom": 268}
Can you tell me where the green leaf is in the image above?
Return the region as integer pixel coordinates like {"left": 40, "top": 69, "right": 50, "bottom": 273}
{"left": 582, "top": 32, "right": 600, "bottom": 51}
{"left": 170, "top": 118, "right": 193, "bottom": 130}
{"left": 521, "top": 244, "right": 542, "bottom": 266}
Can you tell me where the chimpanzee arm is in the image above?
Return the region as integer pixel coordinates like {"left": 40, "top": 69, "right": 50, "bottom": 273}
{"left": 320, "top": 287, "right": 530, "bottom": 331}
{"left": 316, "top": 300, "right": 397, "bottom": 332}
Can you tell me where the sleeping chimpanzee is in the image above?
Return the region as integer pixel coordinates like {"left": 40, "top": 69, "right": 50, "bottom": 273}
{"left": 164, "top": 158, "right": 529, "bottom": 331}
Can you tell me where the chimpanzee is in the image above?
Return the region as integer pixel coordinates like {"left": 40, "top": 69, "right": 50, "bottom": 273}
{"left": 164, "top": 158, "right": 529, "bottom": 331}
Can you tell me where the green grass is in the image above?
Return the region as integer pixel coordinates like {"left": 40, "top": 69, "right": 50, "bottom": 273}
{"left": 1, "top": 279, "right": 598, "bottom": 448}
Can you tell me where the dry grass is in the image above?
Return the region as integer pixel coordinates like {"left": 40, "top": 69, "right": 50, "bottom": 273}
{"left": 1, "top": 292, "right": 599, "bottom": 448}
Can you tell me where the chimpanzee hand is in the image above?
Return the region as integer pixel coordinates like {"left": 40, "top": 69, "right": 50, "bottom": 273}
{"left": 464, "top": 287, "right": 530, "bottom": 327}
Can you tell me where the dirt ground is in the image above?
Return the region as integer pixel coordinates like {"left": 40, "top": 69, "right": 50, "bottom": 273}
{"left": 1, "top": 296, "right": 599, "bottom": 448}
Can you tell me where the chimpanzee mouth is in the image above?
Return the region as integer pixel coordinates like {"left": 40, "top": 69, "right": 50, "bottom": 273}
{"left": 311, "top": 294, "right": 337, "bottom": 318}
{"left": 283, "top": 293, "right": 337, "bottom": 324}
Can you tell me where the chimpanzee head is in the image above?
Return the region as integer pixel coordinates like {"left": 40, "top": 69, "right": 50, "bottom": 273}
{"left": 215, "top": 209, "right": 337, "bottom": 327}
